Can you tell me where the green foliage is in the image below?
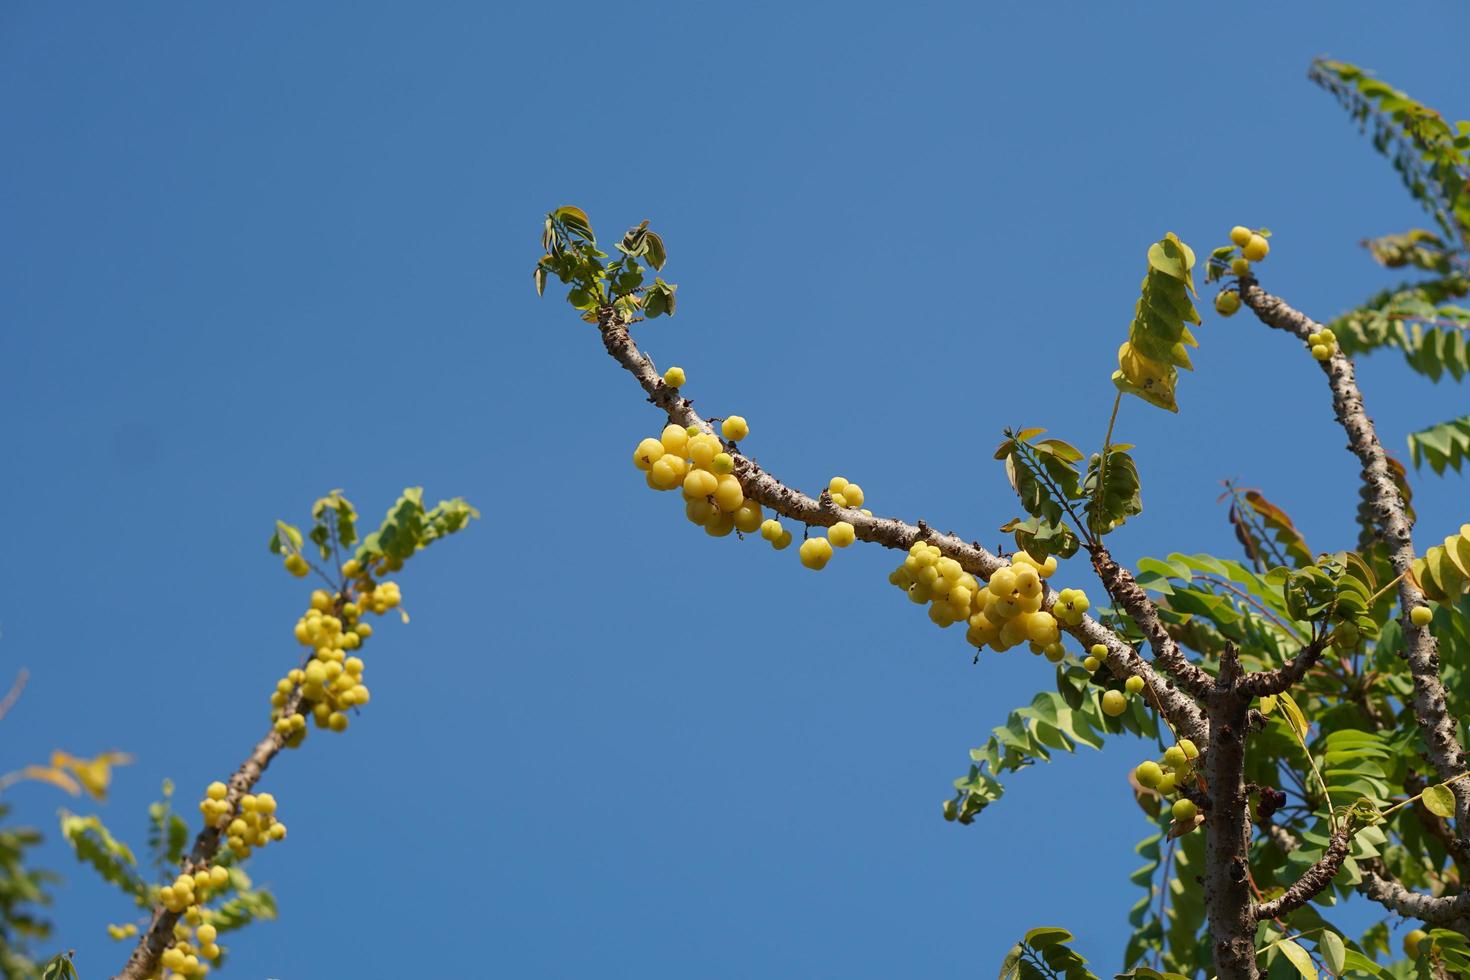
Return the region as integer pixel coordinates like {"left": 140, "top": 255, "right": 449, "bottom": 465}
{"left": 309, "top": 489, "right": 358, "bottom": 558}
{"left": 1134, "top": 552, "right": 1304, "bottom": 663}
{"left": 1363, "top": 229, "right": 1459, "bottom": 275}
{"left": 58, "top": 812, "right": 145, "bottom": 901}
{"left": 1410, "top": 523, "right": 1470, "bottom": 602}
{"left": 144, "top": 780, "right": 189, "bottom": 876}
{"left": 1126, "top": 825, "right": 1208, "bottom": 976}
{"left": 207, "top": 867, "right": 278, "bottom": 934}
{"left": 994, "top": 428, "right": 1146, "bottom": 558}
{"left": 996, "top": 429, "right": 1084, "bottom": 560}
{"left": 37, "top": 954, "right": 76, "bottom": 980}
{"left": 534, "top": 206, "right": 678, "bottom": 322}
{"left": 1310, "top": 60, "right": 1470, "bottom": 246}
{"left": 1114, "top": 234, "right": 1201, "bottom": 413}
{"left": 1406, "top": 413, "right": 1470, "bottom": 474}
{"left": 0, "top": 806, "right": 58, "bottom": 980}
{"left": 999, "top": 927, "right": 1103, "bottom": 980}
{"left": 952, "top": 662, "right": 1158, "bottom": 821}
{"left": 1083, "top": 447, "right": 1144, "bottom": 538}
{"left": 354, "top": 487, "right": 480, "bottom": 565}
{"left": 1328, "top": 278, "right": 1470, "bottom": 382}
{"left": 1283, "top": 552, "right": 1385, "bottom": 645}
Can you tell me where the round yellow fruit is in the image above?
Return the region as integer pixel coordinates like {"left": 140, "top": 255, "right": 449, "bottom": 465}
{"left": 799, "top": 537, "right": 833, "bottom": 570}
{"left": 1101, "top": 690, "right": 1128, "bottom": 717}
{"left": 1411, "top": 605, "right": 1433, "bottom": 627}
{"left": 1215, "top": 290, "right": 1241, "bottom": 317}
{"left": 662, "top": 366, "right": 686, "bottom": 388}
{"left": 828, "top": 521, "right": 856, "bottom": 548}
{"left": 1229, "top": 226, "right": 1253, "bottom": 247}
{"left": 721, "top": 416, "right": 749, "bottom": 441}
{"left": 1242, "top": 234, "right": 1270, "bottom": 262}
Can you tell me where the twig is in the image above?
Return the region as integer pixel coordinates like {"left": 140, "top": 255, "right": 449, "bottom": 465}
{"left": 595, "top": 311, "right": 1211, "bottom": 743}
{"left": 0, "top": 669, "right": 28, "bottom": 723}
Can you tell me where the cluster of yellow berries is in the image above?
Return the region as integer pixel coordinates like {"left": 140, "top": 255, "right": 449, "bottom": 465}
{"left": 270, "top": 584, "right": 382, "bottom": 741}
{"left": 160, "top": 919, "right": 222, "bottom": 976}
{"left": 1133, "top": 739, "right": 1202, "bottom": 832}
{"left": 1229, "top": 224, "right": 1270, "bottom": 265}
{"left": 633, "top": 421, "right": 766, "bottom": 538}
{"left": 1306, "top": 326, "right": 1338, "bottom": 361}
{"left": 199, "top": 782, "right": 285, "bottom": 859}
{"left": 158, "top": 857, "right": 231, "bottom": 915}
{"left": 1214, "top": 225, "right": 1271, "bottom": 318}
{"left": 888, "top": 547, "right": 1086, "bottom": 660}
{"left": 1083, "top": 643, "right": 1145, "bottom": 716}
{"left": 795, "top": 478, "right": 870, "bottom": 570}
{"left": 106, "top": 922, "right": 139, "bottom": 940}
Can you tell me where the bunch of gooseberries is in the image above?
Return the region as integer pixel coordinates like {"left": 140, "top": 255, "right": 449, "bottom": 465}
{"left": 159, "top": 914, "right": 224, "bottom": 976}
{"left": 887, "top": 548, "right": 1089, "bottom": 663}
{"left": 267, "top": 574, "right": 392, "bottom": 744}
{"left": 634, "top": 414, "right": 765, "bottom": 539}
{"left": 1214, "top": 224, "right": 1271, "bottom": 318}
{"left": 198, "top": 782, "right": 286, "bottom": 859}
{"left": 632, "top": 384, "right": 874, "bottom": 565}
{"left": 1306, "top": 326, "right": 1339, "bottom": 361}
{"left": 1133, "top": 739, "right": 1203, "bottom": 833}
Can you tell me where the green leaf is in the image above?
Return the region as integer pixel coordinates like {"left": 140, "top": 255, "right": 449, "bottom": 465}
{"left": 1408, "top": 414, "right": 1470, "bottom": 475}
{"left": 1083, "top": 448, "right": 1144, "bottom": 535}
{"left": 1116, "top": 234, "right": 1201, "bottom": 413}
{"left": 40, "top": 954, "right": 78, "bottom": 980}
{"left": 59, "top": 812, "right": 145, "bottom": 898}
{"left": 1319, "top": 931, "right": 1346, "bottom": 976}
{"left": 1422, "top": 782, "right": 1456, "bottom": 817}
{"left": 1025, "top": 927, "right": 1075, "bottom": 949}
{"left": 645, "top": 231, "right": 667, "bottom": 271}
{"left": 268, "top": 520, "right": 304, "bottom": 555}
{"left": 1277, "top": 938, "right": 1318, "bottom": 980}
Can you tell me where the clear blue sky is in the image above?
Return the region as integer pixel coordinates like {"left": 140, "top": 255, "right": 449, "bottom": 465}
{"left": 3, "top": 3, "right": 1469, "bottom": 977}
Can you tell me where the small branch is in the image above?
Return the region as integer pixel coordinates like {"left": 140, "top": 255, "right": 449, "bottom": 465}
{"left": 1359, "top": 865, "right": 1470, "bottom": 924}
{"left": 115, "top": 691, "right": 300, "bottom": 979}
{"left": 1088, "top": 544, "right": 1214, "bottom": 700}
{"left": 596, "top": 314, "right": 1211, "bottom": 743}
{"left": 1239, "top": 277, "right": 1470, "bottom": 841}
{"left": 1254, "top": 825, "right": 1352, "bottom": 921}
{"left": 0, "top": 669, "right": 28, "bottom": 723}
{"left": 1237, "top": 640, "right": 1327, "bottom": 698}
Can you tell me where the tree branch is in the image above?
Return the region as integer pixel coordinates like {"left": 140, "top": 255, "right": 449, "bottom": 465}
{"left": 597, "top": 315, "right": 1209, "bottom": 743}
{"left": 1254, "top": 825, "right": 1352, "bottom": 921}
{"left": 1088, "top": 545, "right": 1215, "bottom": 700}
{"left": 1239, "top": 277, "right": 1470, "bottom": 835}
{"left": 1237, "top": 640, "right": 1327, "bottom": 698}
{"left": 1359, "top": 864, "right": 1470, "bottom": 924}
{"left": 115, "top": 690, "right": 301, "bottom": 980}
{"left": 1203, "top": 683, "right": 1257, "bottom": 980}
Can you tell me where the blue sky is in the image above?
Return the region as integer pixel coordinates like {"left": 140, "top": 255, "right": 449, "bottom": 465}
{"left": 3, "top": 2, "right": 1469, "bottom": 977}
